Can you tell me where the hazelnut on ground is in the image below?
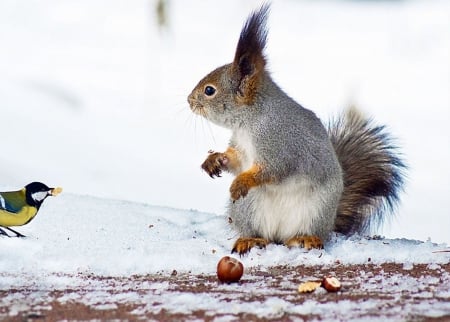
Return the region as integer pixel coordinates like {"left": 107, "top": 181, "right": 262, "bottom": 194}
{"left": 322, "top": 276, "right": 341, "bottom": 292}
{"left": 217, "top": 256, "right": 244, "bottom": 283}
{"left": 297, "top": 277, "right": 342, "bottom": 293}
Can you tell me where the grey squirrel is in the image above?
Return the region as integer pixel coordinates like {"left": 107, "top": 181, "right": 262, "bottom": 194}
{"left": 187, "top": 4, "right": 406, "bottom": 255}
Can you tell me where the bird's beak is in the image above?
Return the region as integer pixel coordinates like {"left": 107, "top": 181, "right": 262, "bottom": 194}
{"left": 49, "top": 187, "right": 63, "bottom": 196}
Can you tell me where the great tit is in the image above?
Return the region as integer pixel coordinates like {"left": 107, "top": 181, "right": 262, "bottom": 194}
{"left": 0, "top": 182, "right": 62, "bottom": 237}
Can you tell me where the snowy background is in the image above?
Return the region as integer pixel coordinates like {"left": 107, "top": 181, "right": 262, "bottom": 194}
{"left": 0, "top": 0, "right": 449, "bottom": 249}
{"left": 1, "top": 194, "right": 449, "bottom": 319}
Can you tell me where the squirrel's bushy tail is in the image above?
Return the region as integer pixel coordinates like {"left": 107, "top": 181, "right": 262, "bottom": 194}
{"left": 328, "top": 107, "right": 406, "bottom": 235}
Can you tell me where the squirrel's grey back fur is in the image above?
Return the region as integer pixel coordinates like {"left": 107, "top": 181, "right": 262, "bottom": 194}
{"left": 188, "top": 4, "right": 406, "bottom": 244}
{"left": 226, "top": 74, "right": 344, "bottom": 242}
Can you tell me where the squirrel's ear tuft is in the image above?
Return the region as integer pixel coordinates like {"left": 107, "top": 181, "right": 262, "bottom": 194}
{"left": 232, "top": 4, "right": 269, "bottom": 104}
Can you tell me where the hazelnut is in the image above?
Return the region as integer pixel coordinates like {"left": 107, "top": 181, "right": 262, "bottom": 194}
{"left": 217, "top": 256, "right": 244, "bottom": 283}
{"left": 322, "top": 276, "right": 341, "bottom": 292}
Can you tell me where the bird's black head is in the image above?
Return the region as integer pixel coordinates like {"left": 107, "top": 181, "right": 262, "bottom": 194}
{"left": 25, "top": 182, "right": 54, "bottom": 208}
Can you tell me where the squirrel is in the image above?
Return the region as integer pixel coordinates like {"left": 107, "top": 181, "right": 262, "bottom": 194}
{"left": 187, "top": 4, "right": 406, "bottom": 255}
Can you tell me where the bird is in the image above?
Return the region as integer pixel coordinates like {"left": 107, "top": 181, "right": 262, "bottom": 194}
{"left": 0, "top": 182, "right": 62, "bottom": 237}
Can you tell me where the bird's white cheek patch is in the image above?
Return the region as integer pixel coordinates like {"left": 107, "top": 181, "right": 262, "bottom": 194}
{"left": 0, "top": 195, "right": 5, "bottom": 209}
{"left": 32, "top": 191, "right": 48, "bottom": 202}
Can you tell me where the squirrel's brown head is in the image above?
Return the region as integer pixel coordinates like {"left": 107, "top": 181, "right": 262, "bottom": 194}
{"left": 188, "top": 4, "right": 270, "bottom": 128}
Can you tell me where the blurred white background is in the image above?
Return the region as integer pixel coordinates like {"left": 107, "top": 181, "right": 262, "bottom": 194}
{"left": 0, "top": 0, "right": 449, "bottom": 244}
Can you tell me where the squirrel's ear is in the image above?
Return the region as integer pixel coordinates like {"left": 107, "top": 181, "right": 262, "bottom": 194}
{"left": 232, "top": 4, "right": 269, "bottom": 104}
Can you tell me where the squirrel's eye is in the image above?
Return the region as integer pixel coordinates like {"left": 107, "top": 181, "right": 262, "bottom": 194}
{"left": 204, "top": 85, "right": 216, "bottom": 96}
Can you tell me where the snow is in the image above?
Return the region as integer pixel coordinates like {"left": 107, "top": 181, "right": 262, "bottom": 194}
{"left": 0, "top": 193, "right": 449, "bottom": 318}
{"left": 0, "top": 193, "right": 448, "bottom": 279}
{"left": 0, "top": 0, "right": 450, "bottom": 319}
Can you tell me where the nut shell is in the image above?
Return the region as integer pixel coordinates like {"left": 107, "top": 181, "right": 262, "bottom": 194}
{"left": 297, "top": 281, "right": 322, "bottom": 293}
{"left": 322, "top": 276, "right": 341, "bottom": 292}
{"left": 217, "top": 256, "right": 244, "bottom": 283}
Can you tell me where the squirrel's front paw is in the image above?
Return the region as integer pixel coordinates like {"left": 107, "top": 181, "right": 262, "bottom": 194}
{"left": 201, "top": 151, "right": 228, "bottom": 178}
{"left": 232, "top": 237, "right": 269, "bottom": 255}
{"left": 230, "top": 177, "right": 250, "bottom": 201}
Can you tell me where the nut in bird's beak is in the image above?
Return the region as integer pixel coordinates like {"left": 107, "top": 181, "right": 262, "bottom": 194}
{"left": 50, "top": 187, "right": 63, "bottom": 196}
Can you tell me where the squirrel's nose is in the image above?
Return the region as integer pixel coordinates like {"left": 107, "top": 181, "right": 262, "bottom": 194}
{"left": 187, "top": 93, "right": 196, "bottom": 106}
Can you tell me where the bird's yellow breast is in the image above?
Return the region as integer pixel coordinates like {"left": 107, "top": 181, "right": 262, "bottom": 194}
{"left": 0, "top": 206, "right": 38, "bottom": 227}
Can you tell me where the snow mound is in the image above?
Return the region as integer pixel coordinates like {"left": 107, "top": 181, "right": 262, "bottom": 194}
{"left": 0, "top": 193, "right": 448, "bottom": 280}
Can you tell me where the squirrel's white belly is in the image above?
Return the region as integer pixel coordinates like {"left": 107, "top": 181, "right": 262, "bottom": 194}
{"left": 250, "top": 176, "right": 326, "bottom": 242}
{"left": 232, "top": 129, "right": 333, "bottom": 241}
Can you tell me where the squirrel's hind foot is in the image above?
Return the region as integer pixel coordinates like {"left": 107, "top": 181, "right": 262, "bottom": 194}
{"left": 231, "top": 237, "right": 269, "bottom": 255}
{"left": 285, "top": 236, "right": 323, "bottom": 250}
